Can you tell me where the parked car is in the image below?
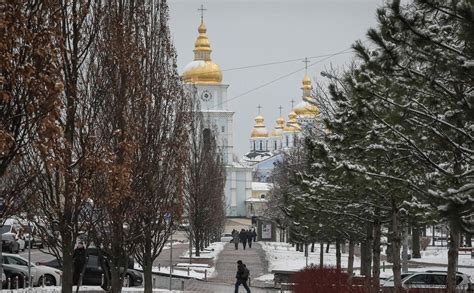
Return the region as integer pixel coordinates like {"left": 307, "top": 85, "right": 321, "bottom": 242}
{"left": 1, "top": 233, "right": 20, "bottom": 253}
{"left": 382, "top": 271, "right": 473, "bottom": 292}
{"left": 2, "top": 264, "right": 27, "bottom": 289}
{"left": 220, "top": 233, "right": 233, "bottom": 242}
{"left": 2, "top": 253, "right": 62, "bottom": 286}
{"left": 37, "top": 248, "right": 142, "bottom": 287}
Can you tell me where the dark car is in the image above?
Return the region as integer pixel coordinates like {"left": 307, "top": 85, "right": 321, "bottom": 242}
{"left": 37, "top": 248, "right": 142, "bottom": 287}
{"left": 1, "top": 233, "right": 20, "bottom": 253}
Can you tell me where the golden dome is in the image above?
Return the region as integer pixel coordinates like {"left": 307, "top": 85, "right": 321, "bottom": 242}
{"left": 251, "top": 115, "right": 269, "bottom": 138}
{"left": 182, "top": 21, "right": 222, "bottom": 84}
{"left": 270, "top": 116, "right": 285, "bottom": 137}
{"left": 283, "top": 111, "right": 301, "bottom": 133}
{"left": 302, "top": 73, "right": 312, "bottom": 91}
{"left": 293, "top": 99, "right": 319, "bottom": 118}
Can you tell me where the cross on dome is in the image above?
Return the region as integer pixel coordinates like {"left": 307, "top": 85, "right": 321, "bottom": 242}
{"left": 278, "top": 105, "right": 283, "bottom": 116}
{"left": 303, "top": 57, "right": 310, "bottom": 73}
{"left": 198, "top": 4, "right": 207, "bottom": 23}
{"left": 257, "top": 104, "right": 262, "bottom": 115}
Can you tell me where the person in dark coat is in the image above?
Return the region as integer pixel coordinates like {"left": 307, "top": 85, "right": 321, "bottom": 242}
{"left": 239, "top": 229, "right": 248, "bottom": 250}
{"left": 247, "top": 229, "right": 253, "bottom": 248}
{"left": 233, "top": 230, "right": 240, "bottom": 250}
{"left": 72, "top": 242, "right": 87, "bottom": 285}
{"left": 252, "top": 228, "right": 257, "bottom": 242}
{"left": 235, "top": 260, "right": 251, "bottom": 293}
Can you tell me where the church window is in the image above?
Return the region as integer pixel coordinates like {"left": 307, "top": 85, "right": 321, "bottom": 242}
{"left": 221, "top": 126, "right": 225, "bottom": 133}
{"left": 253, "top": 141, "right": 256, "bottom": 150}
{"left": 274, "top": 141, "right": 277, "bottom": 150}
{"left": 203, "top": 128, "right": 211, "bottom": 148}
{"left": 259, "top": 141, "right": 262, "bottom": 150}
{"left": 286, "top": 136, "right": 289, "bottom": 147}
{"left": 260, "top": 194, "right": 265, "bottom": 199}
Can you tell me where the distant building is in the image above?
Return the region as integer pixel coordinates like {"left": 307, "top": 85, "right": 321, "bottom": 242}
{"left": 242, "top": 73, "right": 322, "bottom": 217}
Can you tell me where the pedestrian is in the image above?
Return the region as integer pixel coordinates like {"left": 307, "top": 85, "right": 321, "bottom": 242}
{"left": 252, "top": 228, "right": 257, "bottom": 242}
{"left": 235, "top": 260, "right": 251, "bottom": 293}
{"left": 240, "top": 229, "right": 248, "bottom": 250}
{"left": 247, "top": 229, "right": 253, "bottom": 248}
{"left": 233, "top": 230, "right": 240, "bottom": 250}
{"left": 73, "top": 242, "right": 87, "bottom": 285}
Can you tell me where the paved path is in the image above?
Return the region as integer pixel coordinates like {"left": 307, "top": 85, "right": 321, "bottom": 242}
{"left": 210, "top": 242, "right": 271, "bottom": 288}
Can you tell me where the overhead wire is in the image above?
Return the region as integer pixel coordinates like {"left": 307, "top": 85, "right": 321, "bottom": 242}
{"left": 208, "top": 46, "right": 354, "bottom": 110}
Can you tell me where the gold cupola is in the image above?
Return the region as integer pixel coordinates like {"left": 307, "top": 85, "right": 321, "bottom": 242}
{"left": 283, "top": 111, "right": 301, "bottom": 133}
{"left": 182, "top": 20, "right": 223, "bottom": 84}
{"left": 251, "top": 115, "right": 269, "bottom": 138}
{"left": 293, "top": 73, "right": 319, "bottom": 118}
{"left": 270, "top": 116, "right": 285, "bottom": 137}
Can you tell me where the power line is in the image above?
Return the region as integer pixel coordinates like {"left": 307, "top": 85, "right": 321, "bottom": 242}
{"left": 210, "top": 46, "right": 354, "bottom": 110}
{"left": 219, "top": 51, "right": 351, "bottom": 73}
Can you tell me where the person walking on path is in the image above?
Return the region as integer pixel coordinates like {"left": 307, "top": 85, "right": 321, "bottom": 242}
{"left": 240, "top": 229, "right": 248, "bottom": 250}
{"left": 235, "top": 260, "right": 251, "bottom": 293}
{"left": 247, "top": 229, "right": 253, "bottom": 248}
{"left": 252, "top": 228, "right": 257, "bottom": 242}
{"left": 233, "top": 230, "right": 240, "bottom": 250}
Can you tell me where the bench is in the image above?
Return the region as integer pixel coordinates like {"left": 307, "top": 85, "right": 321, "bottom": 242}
{"left": 459, "top": 247, "right": 472, "bottom": 254}
{"left": 272, "top": 270, "right": 297, "bottom": 288}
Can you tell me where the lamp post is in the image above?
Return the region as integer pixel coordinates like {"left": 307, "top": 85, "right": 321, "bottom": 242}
{"left": 164, "top": 212, "right": 172, "bottom": 290}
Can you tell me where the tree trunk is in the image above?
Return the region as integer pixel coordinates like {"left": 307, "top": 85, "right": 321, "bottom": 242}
{"left": 341, "top": 240, "right": 346, "bottom": 254}
{"left": 361, "top": 221, "right": 373, "bottom": 277}
{"left": 372, "top": 218, "right": 381, "bottom": 292}
{"left": 432, "top": 224, "right": 436, "bottom": 246}
{"left": 299, "top": 243, "right": 303, "bottom": 252}
{"left": 296, "top": 243, "right": 299, "bottom": 251}
{"left": 391, "top": 208, "right": 402, "bottom": 293}
{"left": 447, "top": 220, "right": 460, "bottom": 292}
{"left": 62, "top": 244, "right": 74, "bottom": 293}
{"left": 319, "top": 242, "right": 324, "bottom": 268}
{"left": 325, "top": 242, "right": 330, "bottom": 253}
{"left": 110, "top": 264, "right": 122, "bottom": 293}
{"left": 194, "top": 234, "right": 200, "bottom": 257}
{"left": 412, "top": 226, "right": 421, "bottom": 258}
{"left": 348, "top": 240, "right": 355, "bottom": 284}
{"left": 335, "top": 239, "right": 341, "bottom": 270}
{"left": 465, "top": 233, "right": 471, "bottom": 247}
{"left": 143, "top": 232, "right": 153, "bottom": 293}
{"left": 311, "top": 242, "right": 315, "bottom": 253}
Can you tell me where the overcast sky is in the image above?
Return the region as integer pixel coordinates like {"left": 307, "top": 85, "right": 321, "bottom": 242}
{"left": 168, "top": 0, "right": 382, "bottom": 157}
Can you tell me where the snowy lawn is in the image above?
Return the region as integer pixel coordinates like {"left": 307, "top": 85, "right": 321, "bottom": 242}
{"left": 260, "top": 242, "right": 361, "bottom": 272}
{"left": 408, "top": 246, "right": 473, "bottom": 267}
{"left": 177, "top": 241, "right": 227, "bottom": 278}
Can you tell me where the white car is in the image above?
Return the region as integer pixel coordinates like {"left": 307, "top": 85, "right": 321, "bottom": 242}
{"left": 220, "top": 233, "right": 233, "bottom": 242}
{"left": 2, "top": 254, "right": 61, "bottom": 286}
{"left": 382, "top": 271, "right": 473, "bottom": 292}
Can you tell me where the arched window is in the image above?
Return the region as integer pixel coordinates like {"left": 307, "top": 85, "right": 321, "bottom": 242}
{"left": 203, "top": 128, "right": 211, "bottom": 148}
{"left": 286, "top": 136, "right": 289, "bottom": 147}
{"left": 259, "top": 141, "right": 262, "bottom": 150}
{"left": 253, "top": 141, "right": 256, "bottom": 150}
{"left": 274, "top": 141, "right": 277, "bottom": 150}
{"left": 260, "top": 194, "right": 265, "bottom": 199}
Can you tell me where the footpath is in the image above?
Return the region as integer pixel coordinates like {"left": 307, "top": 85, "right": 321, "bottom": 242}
{"left": 184, "top": 242, "right": 277, "bottom": 292}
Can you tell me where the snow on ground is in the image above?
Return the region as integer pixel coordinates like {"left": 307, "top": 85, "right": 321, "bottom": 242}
{"left": 179, "top": 241, "right": 226, "bottom": 278}
{"left": 260, "top": 241, "right": 361, "bottom": 272}
{"left": 261, "top": 242, "right": 474, "bottom": 281}
{"left": 409, "top": 246, "right": 473, "bottom": 267}
{"left": 254, "top": 274, "right": 275, "bottom": 281}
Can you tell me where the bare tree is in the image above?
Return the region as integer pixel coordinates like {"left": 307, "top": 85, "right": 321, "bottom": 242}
{"left": 185, "top": 99, "right": 226, "bottom": 257}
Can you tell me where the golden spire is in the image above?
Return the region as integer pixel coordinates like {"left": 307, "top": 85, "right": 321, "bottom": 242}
{"left": 293, "top": 72, "right": 319, "bottom": 117}
{"left": 251, "top": 106, "right": 269, "bottom": 138}
{"left": 182, "top": 6, "right": 223, "bottom": 84}
{"left": 283, "top": 111, "right": 301, "bottom": 133}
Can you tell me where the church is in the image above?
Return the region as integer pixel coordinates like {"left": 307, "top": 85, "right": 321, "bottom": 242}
{"left": 181, "top": 17, "right": 252, "bottom": 217}
{"left": 181, "top": 14, "right": 321, "bottom": 218}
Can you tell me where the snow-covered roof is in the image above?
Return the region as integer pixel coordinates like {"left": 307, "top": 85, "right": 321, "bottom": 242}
{"left": 245, "top": 198, "right": 268, "bottom": 202}
{"left": 252, "top": 182, "right": 273, "bottom": 191}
